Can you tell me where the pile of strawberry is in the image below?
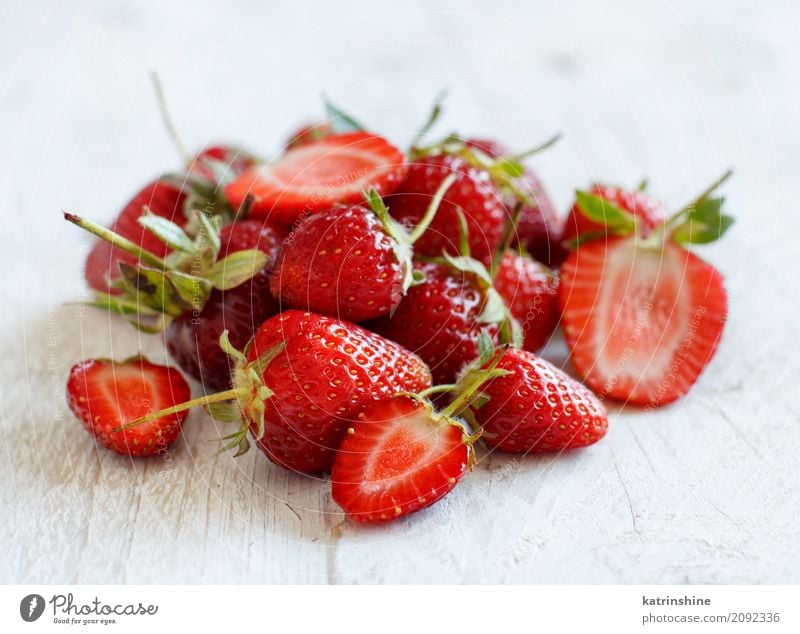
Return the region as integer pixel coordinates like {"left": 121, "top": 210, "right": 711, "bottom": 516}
{"left": 64, "top": 97, "right": 733, "bottom": 523}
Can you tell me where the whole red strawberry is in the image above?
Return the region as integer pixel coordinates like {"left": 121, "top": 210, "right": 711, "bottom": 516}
{"left": 464, "top": 348, "right": 608, "bottom": 453}
{"left": 66, "top": 357, "right": 191, "bottom": 456}
{"left": 560, "top": 184, "right": 665, "bottom": 247}
{"left": 386, "top": 154, "right": 507, "bottom": 266}
{"left": 84, "top": 180, "right": 188, "bottom": 294}
{"left": 494, "top": 251, "right": 559, "bottom": 353}
{"left": 370, "top": 259, "right": 512, "bottom": 384}
{"left": 559, "top": 172, "right": 733, "bottom": 406}
{"left": 164, "top": 220, "right": 285, "bottom": 390}
{"left": 332, "top": 395, "right": 472, "bottom": 522}
{"left": 239, "top": 311, "right": 432, "bottom": 473}
{"left": 271, "top": 180, "right": 453, "bottom": 322}
{"left": 225, "top": 132, "right": 407, "bottom": 225}
{"left": 513, "top": 170, "right": 566, "bottom": 266}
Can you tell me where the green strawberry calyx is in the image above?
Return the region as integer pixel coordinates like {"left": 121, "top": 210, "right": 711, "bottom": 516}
{"left": 571, "top": 170, "right": 734, "bottom": 249}
{"left": 64, "top": 210, "right": 268, "bottom": 332}
{"left": 115, "top": 330, "right": 286, "bottom": 457}
{"left": 362, "top": 173, "right": 457, "bottom": 293}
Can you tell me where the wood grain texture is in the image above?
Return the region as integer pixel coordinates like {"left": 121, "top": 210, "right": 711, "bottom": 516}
{"left": 1, "top": 0, "right": 798, "bottom": 584}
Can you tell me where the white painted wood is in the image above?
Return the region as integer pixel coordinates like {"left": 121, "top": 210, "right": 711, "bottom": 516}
{"left": 1, "top": 0, "right": 798, "bottom": 583}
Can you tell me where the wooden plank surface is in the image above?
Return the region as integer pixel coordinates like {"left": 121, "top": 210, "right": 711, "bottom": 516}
{"left": 1, "top": 0, "right": 798, "bottom": 584}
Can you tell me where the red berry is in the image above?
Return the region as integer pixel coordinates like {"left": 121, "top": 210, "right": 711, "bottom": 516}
{"left": 561, "top": 184, "right": 665, "bottom": 246}
{"left": 386, "top": 154, "right": 507, "bottom": 266}
{"left": 513, "top": 170, "right": 566, "bottom": 266}
{"left": 332, "top": 395, "right": 471, "bottom": 522}
{"left": 558, "top": 236, "right": 727, "bottom": 406}
{"left": 244, "top": 311, "right": 432, "bottom": 474}
{"left": 467, "top": 348, "right": 608, "bottom": 453}
{"left": 66, "top": 357, "right": 191, "bottom": 456}
{"left": 494, "top": 251, "right": 559, "bottom": 353}
{"left": 225, "top": 132, "right": 407, "bottom": 225}
{"left": 271, "top": 204, "right": 404, "bottom": 322}
{"left": 370, "top": 261, "right": 501, "bottom": 384}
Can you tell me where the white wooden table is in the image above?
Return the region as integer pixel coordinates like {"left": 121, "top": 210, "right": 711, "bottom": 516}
{"left": 2, "top": 0, "right": 799, "bottom": 584}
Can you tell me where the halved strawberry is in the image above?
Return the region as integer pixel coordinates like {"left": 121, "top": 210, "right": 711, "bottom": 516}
{"left": 559, "top": 237, "right": 728, "bottom": 406}
{"left": 66, "top": 357, "right": 191, "bottom": 456}
{"left": 225, "top": 132, "right": 407, "bottom": 225}
{"left": 331, "top": 395, "right": 471, "bottom": 522}
{"left": 559, "top": 171, "right": 733, "bottom": 406}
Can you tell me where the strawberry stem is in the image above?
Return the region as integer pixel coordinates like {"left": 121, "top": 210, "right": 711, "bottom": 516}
{"left": 63, "top": 212, "right": 169, "bottom": 270}
{"left": 113, "top": 386, "right": 248, "bottom": 432}
{"left": 508, "top": 132, "right": 562, "bottom": 162}
{"left": 489, "top": 202, "right": 523, "bottom": 280}
{"left": 408, "top": 173, "right": 457, "bottom": 244}
{"left": 150, "top": 71, "right": 192, "bottom": 165}
{"left": 410, "top": 89, "right": 448, "bottom": 149}
{"left": 418, "top": 384, "right": 458, "bottom": 399}
{"left": 440, "top": 349, "right": 508, "bottom": 419}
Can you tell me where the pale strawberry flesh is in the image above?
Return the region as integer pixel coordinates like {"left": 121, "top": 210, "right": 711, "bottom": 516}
{"left": 66, "top": 358, "right": 191, "bottom": 456}
{"left": 558, "top": 236, "right": 727, "bottom": 406}
{"left": 225, "top": 132, "right": 407, "bottom": 225}
{"left": 332, "top": 396, "right": 469, "bottom": 522}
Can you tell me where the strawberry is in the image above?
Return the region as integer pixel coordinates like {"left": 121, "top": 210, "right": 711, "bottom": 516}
{"left": 129, "top": 311, "right": 432, "bottom": 474}
{"left": 270, "top": 179, "right": 454, "bottom": 322}
{"left": 224, "top": 132, "right": 407, "bottom": 225}
{"left": 331, "top": 395, "right": 472, "bottom": 522}
{"left": 463, "top": 347, "right": 608, "bottom": 453}
{"left": 164, "top": 220, "right": 285, "bottom": 390}
{"left": 83, "top": 180, "right": 188, "bottom": 294}
{"left": 66, "top": 357, "right": 191, "bottom": 456}
{"left": 558, "top": 172, "right": 734, "bottom": 406}
{"left": 385, "top": 154, "right": 507, "bottom": 266}
{"left": 513, "top": 169, "right": 566, "bottom": 266}
{"left": 494, "top": 251, "right": 559, "bottom": 353}
{"left": 560, "top": 183, "right": 666, "bottom": 247}
{"left": 369, "top": 257, "right": 515, "bottom": 384}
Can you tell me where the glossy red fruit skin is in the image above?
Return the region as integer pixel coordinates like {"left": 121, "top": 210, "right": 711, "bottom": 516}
{"left": 369, "top": 262, "right": 500, "bottom": 384}
{"left": 246, "top": 311, "right": 433, "bottom": 474}
{"left": 164, "top": 221, "right": 285, "bottom": 390}
{"left": 225, "top": 132, "right": 407, "bottom": 225}
{"left": 470, "top": 348, "right": 608, "bottom": 453}
{"left": 271, "top": 205, "right": 402, "bottom": 322}
{"left": 494, "top": 251, "right": 560, "bottom": 353}
{"left": 66, "top": 358, "right": 191, "bottom": 457}
{"left": 561, "top": 184, "right": 666, "bottom": 247}
{"left": 386, "top": 155, "right": 507, "bottom": 266}
{"left": 285, "top": 122, "right": 334, "bottom": 150}
{"left": 558, "top": 237, "right": 727, "bottom": 406}
{"left": 513, "top": 170, "right": 567, "bottom": 266}
{"left": 332, "top": 396, "right": 469, "bottom": 523}
{"left": 84, "top": 180, "right": 188, "bottom": 294}
{"left": 189, "top": 144, "right": 258, "bottom": 182}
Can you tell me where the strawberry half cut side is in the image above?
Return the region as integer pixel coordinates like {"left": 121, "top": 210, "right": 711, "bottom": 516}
{"left": 66, "top": 357, "right": 191, "bottom": 456}
{"left": 558, "top": 236, "right": 727, "bottom": 406}
{"left": 225, "top": 132, "right": 407, "bottom": 225}
{"left": 331, "top": 395, "right": 471, "bottom": 523}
